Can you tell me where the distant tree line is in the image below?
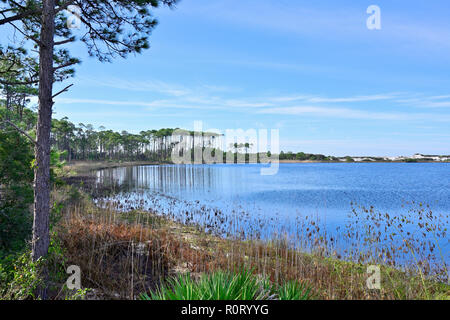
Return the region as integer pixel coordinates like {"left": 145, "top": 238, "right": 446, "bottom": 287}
{"left": 2, "top": 101, "right": 343, "bottom": 164}
{"left": 1, "top": 102, "right": 227, "bottom": 163}
{"left": 279, "top": 151, "right": 338, "bottom": 162}
{"left": 52, "top": 117, "right": 182, "bottom": 162}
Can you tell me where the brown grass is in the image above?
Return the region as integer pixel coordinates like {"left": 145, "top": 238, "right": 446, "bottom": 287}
{"left": 54, "top": 193, "right": 449, "bottom": 300}
{"left": 57, "top": 204, "right": 198, "bottom": 299}
{"left": 52, "top": 165, "right": 449, "bottom": 300}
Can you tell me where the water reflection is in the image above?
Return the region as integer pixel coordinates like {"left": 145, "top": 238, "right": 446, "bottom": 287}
{"left": 95, "top": 163, "right": 450, "bottom": 265}
{"left": 97, "top": 165, "right": 226, "bottom": 196}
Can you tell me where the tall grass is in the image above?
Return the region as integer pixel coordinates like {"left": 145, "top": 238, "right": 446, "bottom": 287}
{"left": 277, "top": 280, "right": 312, "bottom": 300}
{"left": 49, "top": 169, "right": 450, "bottom": 300}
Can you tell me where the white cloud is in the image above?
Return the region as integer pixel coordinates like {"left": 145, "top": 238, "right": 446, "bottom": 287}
{"left": 55, "top": 98, "right": 155, "bottom": 107}
{"left": 55, "top": 82, "right": 450, "bottom": 123}
{"left": 258, "top": 105, "right": 450, "bottom": 122}
{"left": 306, "top": 94, "right": 400, "bottom": 103}
{"left": 269, "top": 93, "right": 400, "bottom": 104}
{"left": 395, "top": 94, "right": 450, "bottom": 108}
{"left": 78, "top": 77, "right": 192, "bottom": 97}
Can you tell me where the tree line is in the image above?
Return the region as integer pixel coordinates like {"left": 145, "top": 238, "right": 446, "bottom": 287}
{"left": 279, "top": 151, "right": 338, "bottom": 162}
{"left": 52, "top": 118, "right": 180, "bottom": 162}
{"left": 1, "top": 102, "right": 223, "bottom": 163}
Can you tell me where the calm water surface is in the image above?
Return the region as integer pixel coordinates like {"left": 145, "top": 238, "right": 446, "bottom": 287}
{"left": 96, "top": 163, "right": 450, "bottom": 262}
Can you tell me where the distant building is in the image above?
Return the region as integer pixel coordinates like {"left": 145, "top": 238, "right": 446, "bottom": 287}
{"left": 412, "top": 153, "right": 425, "bottom": 159}
{"left": 411, "top": 153, "right": 446, "bottom": 161}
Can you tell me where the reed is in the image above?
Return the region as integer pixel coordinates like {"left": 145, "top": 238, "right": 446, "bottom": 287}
{"left": 48, "top": 165, "right": 450, "bottom": 300}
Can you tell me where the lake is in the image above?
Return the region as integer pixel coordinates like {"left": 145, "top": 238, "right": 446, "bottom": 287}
{"left": 95, "top": 163, "right": 450, "bottom": 265}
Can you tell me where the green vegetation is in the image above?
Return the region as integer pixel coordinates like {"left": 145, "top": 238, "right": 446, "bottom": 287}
{"left": 0, "top": 128, "right": 34, "bottom": 256}
{"left": 1, "top": 100, "right": 449, "bottom": 300}
{"left": 2, "top": 170, "right": 448, "bottom": 300}
{"left": 2, "top": 0, "right": 448, "bottom": 302}
{"left": 0, "top": 252, "right": 45, "bottom": 300}
{"left": 3, "top": 102, "right": 342, "bottom": 165}
{"left": 277, "top": 280, "right": 313, "bottom": 300}
{"left": 279, "top": 151, "right": 338, "bottom": 161}
{"left": 0, "top": 234, "right": 84, "bottom": 300}
{"left": 345, "top": 156, "right": 355, "bottom": 162}
{"left": 141, "top": 269, "right": 312, "bottom": 300}
{"left": 1, "top": 1, "right": 183, "bottom": 300}
{"left": 52, "top": 119, "right": 185, "bottom": 162}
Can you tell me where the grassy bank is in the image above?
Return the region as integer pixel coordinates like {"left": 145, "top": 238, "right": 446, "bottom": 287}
{"left": 2, "top": 161, "right": 448, "bottom": 300}
{"left": 53, "top": 184, "right": 449, "bottom": 300}
{"left": 64, "top": 160, "right": 163, "bottom": 175}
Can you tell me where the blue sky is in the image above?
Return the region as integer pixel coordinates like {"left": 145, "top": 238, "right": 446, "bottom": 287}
{"left": 9, "top": 0, "right": 450, "bottom": 156}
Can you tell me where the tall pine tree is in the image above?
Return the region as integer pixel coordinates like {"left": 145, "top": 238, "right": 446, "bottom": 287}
{"left": 0, "top": 0, "right": 178, "bottom": 298}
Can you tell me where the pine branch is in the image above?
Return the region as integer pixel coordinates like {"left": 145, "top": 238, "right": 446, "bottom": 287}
{"left": 52, "top": 83, "right": 73, "bottom": 99}
{"left": 1, "top": 120, "right": 38, "bottom": 145}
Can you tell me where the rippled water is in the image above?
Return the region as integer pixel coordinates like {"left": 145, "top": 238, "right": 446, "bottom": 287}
{"left": 96, "top": 163, "right": 450, "bottom": 262}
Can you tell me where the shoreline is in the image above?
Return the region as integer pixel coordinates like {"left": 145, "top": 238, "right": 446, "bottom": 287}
{"left": 278, "top": 160, "right": 449, "bottom": 163}
{"left": 54, "top": 160, "right": 450, "bottom": 300}
{"left": 64, "top": 160, "right": 449, "bottom": 172}
{"left": 64, "top": 160, "right": 165, "bottom": 174}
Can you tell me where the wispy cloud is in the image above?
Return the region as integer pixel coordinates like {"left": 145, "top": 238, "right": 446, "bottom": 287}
{"left": 306, "top": 94, "right": 400, "bottom": 103}
{"left": 258, "top": 105, "right": 450, "bottom": 122}
{"left": 55, "top": 98, "right": 156, "bottom": 107}
{"left": 78, "top": 77, "right": 192, "bottom": 97}
{"left": 55, "top": 83, "right": 450, "bottom": 123}
{"left": 268, "top": 93, "right": 400, "bottom": 104}
{"left": 396, "top": 95, "right": 450, "bottom": 108}
{"left": 48, "top": 70, "right": 450, "bottom": 125}
{"left": 55, "top": 97, "right": 221, "bottom": 111}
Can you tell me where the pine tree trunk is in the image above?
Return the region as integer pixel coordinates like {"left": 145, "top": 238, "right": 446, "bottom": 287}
{"left": 32, "top": 0, "right": 55, "bottom": 299}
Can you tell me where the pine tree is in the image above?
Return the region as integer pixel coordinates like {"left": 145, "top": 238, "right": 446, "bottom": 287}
{"left": 0, "top": 0, "right": 178, "bottom": 298}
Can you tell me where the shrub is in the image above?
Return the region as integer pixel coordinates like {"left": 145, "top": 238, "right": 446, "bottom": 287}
{"left": 0, "top": 130, "right": 34, "bottom": 256}
{"left": 141, "top": 269, "right": 270, "bottom": 300}
{"left": 0, "top": 251, "right": 44, "bottom": 300}
{"left": 141, "top": 269, "right": 313, "bottom": 300}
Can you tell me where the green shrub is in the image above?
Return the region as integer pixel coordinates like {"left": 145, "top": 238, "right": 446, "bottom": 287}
{"left": 140, "top": 269, "right": 313, "bottom": 300}
{"left": 0, "top": 251, "right": 44, "bottom": 300}
{"left": 142, "top": 269, "right": 271, "bottom": 300}
{"left": 0, "top": 129, "right": 34, "bottom": 256}
{"left": 0, "top": 233, "right": 68, "bottom": 300}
